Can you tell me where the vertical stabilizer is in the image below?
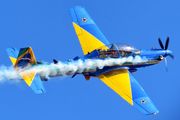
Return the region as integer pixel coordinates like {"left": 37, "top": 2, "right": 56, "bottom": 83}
{"left": 7, "top": 47, "right": 46, "bottom": 94}
{"left": 14, "top": 47, "right": 36, "bottom": 71}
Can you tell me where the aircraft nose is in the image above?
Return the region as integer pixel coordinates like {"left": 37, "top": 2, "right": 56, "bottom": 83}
{"left": 165, "top": 50, "right": 174, "bottom": 59}
{"left": 166, "top": 50, "right": 172, "bottom": 55}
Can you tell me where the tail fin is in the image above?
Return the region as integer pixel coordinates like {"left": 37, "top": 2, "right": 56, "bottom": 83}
{"left": 14, "top": 47, "right": 36, "bottom": 71}
{"left": 6, "top": 47, "right": 46, "bottom": 94}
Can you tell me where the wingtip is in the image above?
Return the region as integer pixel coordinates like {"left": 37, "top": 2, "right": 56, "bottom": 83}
{"left": 147, "top": 111, "right": 159, "bottom": 115}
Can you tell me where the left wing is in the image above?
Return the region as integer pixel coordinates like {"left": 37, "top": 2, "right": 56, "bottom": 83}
{"left": 98, "top": 69, "right": 158, "bottom": 115}
{"left": 69, "top": 6, "right": 110, "bottom": 55}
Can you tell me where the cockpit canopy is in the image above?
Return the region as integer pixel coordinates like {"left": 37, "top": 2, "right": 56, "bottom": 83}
{"left": 97, "top": 44, "right": 141, "bottom": 58}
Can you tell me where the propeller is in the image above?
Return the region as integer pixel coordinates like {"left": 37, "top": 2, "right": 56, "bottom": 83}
{"left": 158, "top": 37, "right": 174, "bottom": 71}
{"left": 165, "top": 37, "right": 169, "bottom": 50}
{"left": 158, "top": 38, "right": 164, "bottom": 49}
{"left": 158, "top": 37, "right": 170, "bottom": 50}
{"left": 169, "top": 54, "right": 174, "bottom": 59}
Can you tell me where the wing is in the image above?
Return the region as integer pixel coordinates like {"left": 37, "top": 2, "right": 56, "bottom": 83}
{"left": 98, "top": 69, "right": 158, "bottom": 115}
{"left": 69, "top": 6, "right": 110, "bottom": 55}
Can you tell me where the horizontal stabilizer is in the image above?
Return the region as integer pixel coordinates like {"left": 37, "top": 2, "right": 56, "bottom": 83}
{"left": 30, "top": 74, "right": 46, "bottom": 94}
{"left": 6, "top": 47, "right": 19, "bottom": 65}
{"left": 19, "top": 71, "right": 46, "bottom": 94}
{"left": 7, "top": 47, "right": 45, "bottom": 93}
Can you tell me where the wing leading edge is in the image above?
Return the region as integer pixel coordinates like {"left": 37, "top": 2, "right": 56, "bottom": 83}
{"left": 69, "top": 6, "right": 110, "bottom": 55}
{"left": 98, "top": 69, "right": 158, "bottom": 115}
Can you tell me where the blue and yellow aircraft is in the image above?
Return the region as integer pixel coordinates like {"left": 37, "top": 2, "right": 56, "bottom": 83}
{"left": 6, "top": 6, "right": 173, "bottom": 115}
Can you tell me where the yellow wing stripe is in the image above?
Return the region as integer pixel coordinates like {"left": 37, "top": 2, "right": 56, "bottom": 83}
{"left": 19, "top": 71, "right": 36, "bottom": 86}
{"left": 73, "top": 22, "right": 107, "bottom": 55}
{"left": 98, "top": 69, "right": 133, "bottom": 105}
{"left": 9, "top": 57, "right": 17, "bottom": 66}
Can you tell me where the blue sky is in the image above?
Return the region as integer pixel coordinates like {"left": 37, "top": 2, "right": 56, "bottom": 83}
{"left": 0, "top": 0, "right": 180, "bottom": 120}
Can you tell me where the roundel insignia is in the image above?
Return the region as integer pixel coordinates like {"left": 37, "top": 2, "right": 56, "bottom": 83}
{"left": 81, "top": 17, "right": 88, "bottom": 22}
{"left": 140, "top": 99, "right": 147, "bottom": 104}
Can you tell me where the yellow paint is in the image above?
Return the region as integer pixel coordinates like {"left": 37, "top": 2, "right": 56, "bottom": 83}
{"left": 9, "top": 57, "right": 17, "bottom": 66}
{"left": 72, "top": 22, "right": 107, "bottom": 55}
{"left": 98, "top": 69, "right": 133, "bottom": 105}
{"left": 15, "top": 47, "right": 36, "bottom": 70}
{"left": 19, "top": 71, "right": 36, "bottom": 86}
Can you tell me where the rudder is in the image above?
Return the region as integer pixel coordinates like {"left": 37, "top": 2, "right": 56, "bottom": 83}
{"left": 14, "top": 47, "right": 36, "bottom": 71}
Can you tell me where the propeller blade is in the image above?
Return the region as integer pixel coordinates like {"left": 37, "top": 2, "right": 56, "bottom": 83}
{"left": 165, "top": 57, "right": 168, "bottom": 71}
{"left": 165, "top": 37, "right": 169, "bottom": 50}
{"left": 169, "top": 54, "right": 174, "bottom": 59}
{"left": 158, "top": 38, "right": 164, "bottom": 49}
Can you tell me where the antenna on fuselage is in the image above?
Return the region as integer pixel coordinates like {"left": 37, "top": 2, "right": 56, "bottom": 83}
{"left": 53, "top": 59, "right": 58, "bottom": 64}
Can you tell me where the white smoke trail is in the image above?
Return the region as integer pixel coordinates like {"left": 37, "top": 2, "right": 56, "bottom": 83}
{"left": 0, "top": 56, "right": 148, "bottom": 82}
{"left": 0, "top": 65, "right": 20, "bottom": 83}
{"left": 34, "top": 55, "right": 148, "bottom": 78}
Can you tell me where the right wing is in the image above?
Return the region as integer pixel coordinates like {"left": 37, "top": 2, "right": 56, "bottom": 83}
{"left": 69, "top": 6, "right": 110, "bottom": 55}
{"left": 98, "top": 69, "right": 158, "bottom": 115}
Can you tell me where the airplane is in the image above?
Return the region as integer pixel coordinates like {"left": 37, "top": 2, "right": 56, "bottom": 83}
{"left": 6, "top": 6, "right": 174, "bottom": 115}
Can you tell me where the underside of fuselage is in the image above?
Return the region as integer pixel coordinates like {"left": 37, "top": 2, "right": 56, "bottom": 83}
{"left": 37, "top": 58, "right": 162, "bottom": 79}
{"left": 80, "top": 59, "right": 162, "bottom": 77}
